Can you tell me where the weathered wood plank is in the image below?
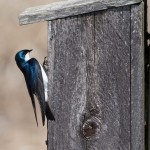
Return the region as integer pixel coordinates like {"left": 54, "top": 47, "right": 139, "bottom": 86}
{"left": 19, "top": 0, "right": 141, "bottom": 25}
{"left": 86, "top": 6, "right": 131, "bottom": 149}
{"left": 80, "top": 13, "right": 103, "bottom": 142}
{"left": 131, "top": 3, "right": 144, "bottom": 150}
{"left": 47, "top": 16, "right": 87, "bottom": 150}
{"left": 47, "top": 5, "right": 132, "bottom": 150}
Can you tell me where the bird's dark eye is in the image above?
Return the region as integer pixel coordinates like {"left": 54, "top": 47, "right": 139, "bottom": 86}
{"left": 22, "top": 52, "right": 25, "bottom": 55}
{"left": 23, "top": 51, "right": 26, "bottom": 55}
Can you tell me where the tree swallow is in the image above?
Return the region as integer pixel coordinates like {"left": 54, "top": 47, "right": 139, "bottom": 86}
{"left": 15, "top": 49, "right": 55, "bottom": 126}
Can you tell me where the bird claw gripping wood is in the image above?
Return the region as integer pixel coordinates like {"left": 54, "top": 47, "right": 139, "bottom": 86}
{"left": 43, "top": 56, "right": 48, "bottom": 74}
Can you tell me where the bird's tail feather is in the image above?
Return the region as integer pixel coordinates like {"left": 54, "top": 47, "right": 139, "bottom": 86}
{"left": 34, "top": 107, "right": 38, "bottom": 127}
{"left": 30, "top": 94, "right": 38, "bottom": 127}
{"left": 46, "top": 102, "right": 55, "bottom": 121}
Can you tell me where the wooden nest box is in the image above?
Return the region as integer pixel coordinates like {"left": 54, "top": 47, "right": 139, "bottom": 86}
{"left": 19, "top": 0, "right": 145, "bottom": 149}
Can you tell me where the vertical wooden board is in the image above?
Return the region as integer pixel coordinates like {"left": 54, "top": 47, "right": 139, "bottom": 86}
{"left": 48, "top": 16, "right": 87, "bottom": 150}
{"left": 87, "top": 6, "right": 131, "bottom": 149}
{"left": 47, "top": 5, "right": 144, "bottom": 150}
{"left": 131, "top": 3, "right": 144, "bottom": 150}
{"left": 80, "top": 13, "right": 102, "bottom": 140}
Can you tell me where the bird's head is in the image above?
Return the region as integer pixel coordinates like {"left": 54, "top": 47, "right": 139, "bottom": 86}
{"left": 15, "top": 49, "right": 32, "bottom": 68}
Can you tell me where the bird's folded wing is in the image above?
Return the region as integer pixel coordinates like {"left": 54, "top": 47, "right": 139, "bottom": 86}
{"left": 27, "top": 58, "right": 46, "bottom": 126}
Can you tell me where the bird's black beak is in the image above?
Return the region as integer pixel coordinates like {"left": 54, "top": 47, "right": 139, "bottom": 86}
{"left": 28, "top": 49, "right": 33, "bottom": 53}
{"left": 24, "top": 49, "right": 33, "bottom": 54}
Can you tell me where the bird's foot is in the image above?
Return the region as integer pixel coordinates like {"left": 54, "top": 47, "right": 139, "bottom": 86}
{"left": 45, "top": 140, "right": 48, "bottom": 145}
{"left": 43, "top": 56, "right": 48, "bottom": 74}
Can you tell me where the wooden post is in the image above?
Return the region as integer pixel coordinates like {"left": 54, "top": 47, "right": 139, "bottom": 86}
{"left": 19, "top": 0, "right": 144, "bottom": 149}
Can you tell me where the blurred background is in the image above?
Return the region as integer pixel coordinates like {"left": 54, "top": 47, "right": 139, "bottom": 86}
{"left": 0, "top": 0, "right": 62, "bottom": 150}
{"left": 0, "top": 1, "right": 149, "bottom": 150}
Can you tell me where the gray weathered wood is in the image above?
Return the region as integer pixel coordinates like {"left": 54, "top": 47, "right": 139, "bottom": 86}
{"left": 47, "top": 5, "right": 137, "bottom": 149}
{"left": 131, "top": 3, "right": 145, "bottom": 150}
{"left": 47, "top": 16, "right": 87, "bottom": 150}
{"left": 19, "top": 0, "right": 142, "bottom": 25}
{"left": 87, "top": 6, "right": 131, "bottom": 149}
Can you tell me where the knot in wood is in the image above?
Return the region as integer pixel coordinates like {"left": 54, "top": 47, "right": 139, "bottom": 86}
{"left": 82, "top": 117, "right": 101, "bottom": 139}
{"left": 89, "top": 108, "right": 101, "bottom": 116}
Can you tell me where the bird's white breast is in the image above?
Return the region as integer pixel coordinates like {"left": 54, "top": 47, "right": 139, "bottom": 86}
{"left": 40, "top": 64, "right": 48, "bottom": 102}
{"left": 25, "top": 53, "right": 30, "bottom": 61}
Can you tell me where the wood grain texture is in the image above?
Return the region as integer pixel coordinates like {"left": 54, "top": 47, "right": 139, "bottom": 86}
{"left": 131, "top": 3, "right": 144, "bottom": 150}
{"left": 19, "top": 0, "right": 141, "bottom": 25}
{"left": 47, "top": 5, "right": 134, "bottom": 150}
{"left": 47, "top": 17, "right": 87, "bottom": 150}
{"left": 88, "top": 6, "right": 131, "bottom": 149}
